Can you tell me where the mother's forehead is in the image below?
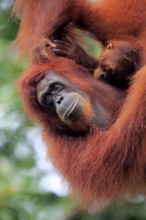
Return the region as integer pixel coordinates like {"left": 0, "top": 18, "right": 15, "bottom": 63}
{"left": 43, "top": 71, "right": 73, "bottom": 85}
{"left": 45, "top": 71, "right": 67, "bottom": 79}
{"left": 41, "top": 69, "right": 96, "bottom": 96}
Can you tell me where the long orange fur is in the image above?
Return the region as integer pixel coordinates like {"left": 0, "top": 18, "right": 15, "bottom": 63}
{"left": 18, "top": 57, "right": 146, "bottom": 205}
{"left": 12, "top": 0, "right": 146, "bottom": 65}
{"left": 13, "top": 0, "right": 146, "bottom": 206}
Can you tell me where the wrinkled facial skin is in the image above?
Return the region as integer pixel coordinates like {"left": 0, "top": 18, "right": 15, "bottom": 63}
{"left": 37, "top": 72, "right": 93, "bottom": 130}
{"left": 94, "top": 40, "right": 141, "bottom": 88}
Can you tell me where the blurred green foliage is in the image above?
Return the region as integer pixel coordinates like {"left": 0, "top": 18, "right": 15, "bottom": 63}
{"left": 1, "top": 0, "right": 146, "bottom": 219}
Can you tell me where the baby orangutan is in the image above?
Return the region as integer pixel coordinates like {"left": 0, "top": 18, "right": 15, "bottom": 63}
{"left": 13, "top": 0, "right": 145, "bottom": 90}
{"left": 52, "top": 37, "right": 141, "bottom": 89}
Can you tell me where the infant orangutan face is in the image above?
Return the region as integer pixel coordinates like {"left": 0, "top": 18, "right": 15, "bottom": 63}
{"left": 94, "top": 40, "right": 141, "bottom": 87}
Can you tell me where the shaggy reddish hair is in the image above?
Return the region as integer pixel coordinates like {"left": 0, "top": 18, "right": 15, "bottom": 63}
{"left": 18, "top": 57, "right": 146, "bottom": 206}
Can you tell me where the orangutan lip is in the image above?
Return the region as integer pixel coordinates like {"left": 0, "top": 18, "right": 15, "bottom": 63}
{"left": 65, "top": 99, "right": 79, "bottom": 119}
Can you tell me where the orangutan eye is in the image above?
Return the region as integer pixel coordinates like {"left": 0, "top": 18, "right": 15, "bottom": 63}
{"left": 50, "top": 83, "right": 63, "bottom": 92}
{"left": 104, "top": 66, "right": 113, "bottom": 74}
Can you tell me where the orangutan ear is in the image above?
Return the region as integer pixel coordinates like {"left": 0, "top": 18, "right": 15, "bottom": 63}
{"left": 107, "top": 43, "right": 113, "bottom": 50}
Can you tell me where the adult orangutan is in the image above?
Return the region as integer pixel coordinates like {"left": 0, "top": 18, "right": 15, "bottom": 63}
{"left": 12, "top": 0, "right": 146, "bottom": 87}
{"left": 18, "top": 57, "right": 146, "bottom": 206}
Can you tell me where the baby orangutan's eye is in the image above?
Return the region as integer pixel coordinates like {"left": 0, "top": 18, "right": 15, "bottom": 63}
{"left": 104, "top": 66, "right": 113, "bottom": 75}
